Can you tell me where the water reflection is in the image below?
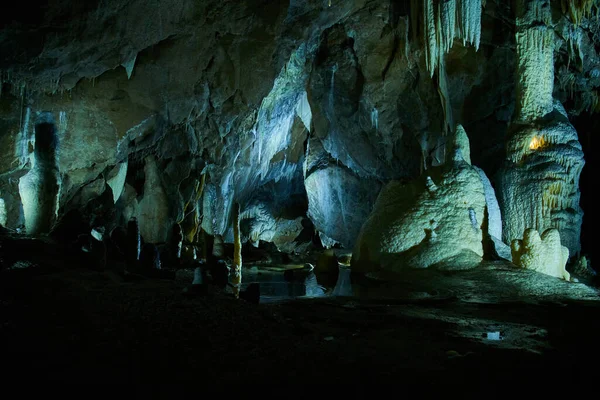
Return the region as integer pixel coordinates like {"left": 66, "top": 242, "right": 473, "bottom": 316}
{"left": 332, "top": 267, "right": 353, "bottom": 297}
{"left": 241, "top": 264, "right": 355, "bottom": 303}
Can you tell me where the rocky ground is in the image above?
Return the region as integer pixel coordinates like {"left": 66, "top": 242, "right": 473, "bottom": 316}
{"left": 1, "top": 238, "right": 600, "bottom": 390}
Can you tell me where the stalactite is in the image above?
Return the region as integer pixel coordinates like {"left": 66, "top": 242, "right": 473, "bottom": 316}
{"left": 437, "top": 55, "right": 454, "bottom": 136}
{"left": 425, "top": 0, "right": 438, "bottom": 77}
{"left": 458, "top": 0, "right": 481, "bottom": 50}
{"left": 561, "top": 0, "right": 599, "bottom": 26}
{"left": 439, "top": 0, "right": 456, "bottom": 54}
{"left": 232, "top": 202, "right": 242, "bottom": 299}
{"left": 421, "top": 0, "right": 482, "bottom": 77}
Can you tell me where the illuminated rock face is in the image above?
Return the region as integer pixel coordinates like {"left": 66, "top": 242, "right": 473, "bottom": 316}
{"left": 0, "top": 0, "right": 598, "bottom": 256}
{"left": 498, "top": 0, "right": 585, "bottom": 257}
{"left": 137, "top": 156, "right": 170, "bottom": 243}
{"left": 511, "top": 228, "right": 570, "bottom": 281}
{"left": 18, "top": 115, "right": 60, "bottom": 235}
{"left": 352, "top": 156, "right": 486, "bottom": 272}
{"left": 0, "top": 198, "right": 6, "bottom": 226}
{"left": 238, "top": 202, "right": 305, "bottom": 253}
{"left": 304, "top": 138, "right": 382, "bottom": 249}
{"left": 514, "top": 0, "right": 555, "bottom": 122}
{"left": 498, "top": 105, "right": 584, "bottom": 256}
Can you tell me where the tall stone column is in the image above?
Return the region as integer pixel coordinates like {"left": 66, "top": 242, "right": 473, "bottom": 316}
{"left": 18, "top": 113, "right": 60, "bottom": 235}
{"left": 498, "top": 0, "right": 585, "bottom": 256}
{"left": 514, "top": 0, "right": 555, "bottom": 122}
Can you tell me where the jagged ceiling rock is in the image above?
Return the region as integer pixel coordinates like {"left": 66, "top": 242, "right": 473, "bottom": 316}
{"left": 0, "top": 0, "right": 598, "bottom": 258}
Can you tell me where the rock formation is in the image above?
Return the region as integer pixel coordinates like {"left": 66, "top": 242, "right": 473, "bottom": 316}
{"left": 511, "top": 228, "right": 571, "bottom": 281}
{"left": 352, "top": 129, "right": 487, "bottom": 272}
{"left": 498, "top": 0, "right": 585, "bottom": 257}
{"left": 18, "top": 113, "right": 60, "bottom": 235}
{"left": 0, "top": 0, "right": 597, "bottom": 266}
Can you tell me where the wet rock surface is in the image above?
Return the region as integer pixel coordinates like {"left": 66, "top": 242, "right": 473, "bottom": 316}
{"left": 0, "top": 247, "right": 599, "bottom": 386}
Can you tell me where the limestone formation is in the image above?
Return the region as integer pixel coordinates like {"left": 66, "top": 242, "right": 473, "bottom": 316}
{"left": 0, "top": 198, "right": 6, "bottom": 227}
{"left": 18, "top": 115, "right": 60, "bottom": 235}
{"left": 514, "top": 0, "right": 555, "bottom": 122}
{"left": 499, "top": 103, "right": 585, "bottom": 257}
{"left": 498, "top": 0, "right": 585, "bottom": 257}
{"left": 352, "top": 155, "right": 486, "bottom": 272}
{"left": 137, "top": 156, "right": 170, "bottom": 244}
{"left": 106, "top": 162, "right": 128, "bottom": 204}
{"left": 511, "top": 228, "right": 571, "bottom": 281}
{"left": 451, "top": 124, "right": 472, "bottom": 165}
{"left": 232, "top": 203, "right": 242, "bottom": 298}
{"left": 0, "top": 0, "right": 598, "bottom": 264}
{"left": 475, "top": 166, "right": 511, "bottom": 261}
{"left": 212, "top": 235, "right": 225, "bottom": 259}
{"left": 421, "top": 0, "right": 483, "bottom": 77}
{"left": 238, "top": 203, "right": 304, "bottom": 253}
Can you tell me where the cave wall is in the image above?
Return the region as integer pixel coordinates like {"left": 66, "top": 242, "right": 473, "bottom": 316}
{"left": 0, "top": 0, "right": 598, "bottom": 257}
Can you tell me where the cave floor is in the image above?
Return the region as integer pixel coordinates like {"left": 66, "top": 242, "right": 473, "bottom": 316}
{"left": 2, "top": 257, "right": 600, "bottom": 389}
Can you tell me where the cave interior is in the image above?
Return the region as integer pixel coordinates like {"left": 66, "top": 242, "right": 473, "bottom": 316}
{"left": 1, "top": 0, "right": 600, "bottom": 388}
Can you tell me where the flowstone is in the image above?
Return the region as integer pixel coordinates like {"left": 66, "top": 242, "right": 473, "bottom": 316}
{"left": 498, "top": 0, "right": 585, "bottom": 256}
{"left": 352, "top": 153, "right": 486, "bottom": 272}
{"left": 498, "top": 104, "right": 584, "bottom": 256}
{"left": 511, "top": 228, "right": 570, "bottom": 281}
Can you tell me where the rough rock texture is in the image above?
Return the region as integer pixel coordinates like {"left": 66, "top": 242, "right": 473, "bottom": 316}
{"left": 498, "top": 102, "right": 585, "bottom": 257}
{"left": 497, "top": 0, "right": 586, "bottom": 257}
{"left": 18, "top": 113, "right": 60, "bottom": 235}
{"left": 352, "top": 153, "right": 486, "bottom": 272}
{"left": 474, "top": 165, "right": 511, "bottom": 261}
{"left": 511, "top": 228, "right": 571, "bottom": 281}
{"left": 0, "top": 0, "right": 598, "bottom": 258}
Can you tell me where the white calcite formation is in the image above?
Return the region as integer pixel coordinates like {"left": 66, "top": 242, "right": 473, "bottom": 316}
{"left": 352, "top": 151, "right": 486, "bottom": 272}
{"left": 106, "top": 161, "right": 128, "bottom": 204}
{"left": 498, "top": 104, "right": 584, "bottom": 256}
{"left": 422, "top": 0, "right": 482, "bottom": 77}
{"left": 18, "top": 114, "right": 60, "bottom": 235}
{"left": 511, "top": 228, "right": 570, "bottom": 281}
{"left": 498, "top": 0, "right": 585, "bottom": 256}
{"left": 514, "top": 0, "right": 555, "bottom": 122}
{"left": 137, "top": 155, "right": 170, "bottom": 243}
{"left": 237, "top": 202, "right": 304, "bottom": 253}
{"left": 0, "top": 198, "right": 6, "bottom": 227}
{"left": 474, "top": 166, "right": 512, "bottom": 261}
{"left": 448, "top": 125, "right": 510, "bottom": 260}
{"left": 304, "top": 138, "right": 382, "bottom": 249}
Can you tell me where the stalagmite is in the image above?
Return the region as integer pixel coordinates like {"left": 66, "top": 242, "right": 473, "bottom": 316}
{"left": 18, "top": 114, "right": 60, "bottom": 235}
{"left": 137, "top": 156, "right": 170, "bottom": 243}
{"left": 514, "top": 0, "right": 555, "bottom": 121}
{"left": 231, "top": 202, "right": 242, "bottom": 299}
{"left": 498, "top": 0, "right": 585, "bottom": 256}
{"left": 511, "top": 228, "right": 571, "bottom": 281}
{"left": 0, "top": 198, "right": 7, "bottom": 227}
